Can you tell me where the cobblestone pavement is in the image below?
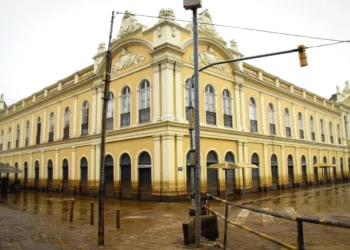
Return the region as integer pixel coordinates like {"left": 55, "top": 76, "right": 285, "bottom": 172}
{"left": 1, "top": 183, "right": 350, "bottom": 249}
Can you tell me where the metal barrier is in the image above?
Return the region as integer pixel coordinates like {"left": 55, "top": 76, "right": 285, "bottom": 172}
{"left": 202, "top": 193, "right": 350, "bottom": 250}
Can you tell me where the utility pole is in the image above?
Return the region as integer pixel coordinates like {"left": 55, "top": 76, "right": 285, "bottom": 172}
{"left": 98, "top": 11, "right": 115, "bottom": 245}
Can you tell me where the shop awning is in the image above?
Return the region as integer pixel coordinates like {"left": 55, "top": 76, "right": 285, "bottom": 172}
{"left": 313, "top": 163, "right": 337, "bottom": 168}
{"left": 0, "top": 162, "right": 23, "bottom": 173}
{"left": 208, "top": 162, "right": 259, "bottom": 170}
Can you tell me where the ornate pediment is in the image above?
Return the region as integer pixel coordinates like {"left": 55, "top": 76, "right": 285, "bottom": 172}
{"left": 117, "top": 11, "right": 145, "bottom": 38}
{"left": 111, "top": 47, "right": 144, "bottom": 74}
{"left": 186, "top": 9, "right": 222, "bottom": 39}
{"left": 190, "top": 46, "right": 227, "bottom": 72}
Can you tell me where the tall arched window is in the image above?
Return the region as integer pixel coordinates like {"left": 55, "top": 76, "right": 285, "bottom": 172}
{"left": 16, "top": 124, "right": 20, "bottom": 148}
{"left": 310, "top": 116, "right": 315, "bottom": 141}
{"left": 48, "top": 112, "right": 55, "bottom": 142}
{"left": 222, "top": 89, "right": 232, "bottom": 127}
{"left": 320, "top": 119, "right": 325, "bottom": 142}
{"left": 249, "top": 98, "right": 258, "bottom": 132}
{"left": 25, "top": 121, "right": 30, "bottom": 146}
{"left": 36, "top": 117, "right": 41, "bottom": 144}
{"left": 63, "top": 107, "right": 70, "bottom": 139}
{"left": 337, "top": 124, "right": 341, "bottom": 144}
{"left": 298, "top": 112, "right": 304, "bottom": 139}
{"left": 329, "top": 122, "right": 334, "bottom": 144}
{"left": 0, "top": 130, "right": 3, "bottom": 151}
{"left": 121, "top": 86, "right": 131, "bottom": 127}
{"left": 7, "top": 127, "right": 12, "bottom": 149}
{"left": 81, "top": 101, "right": 89, "bottom": 135}
{"left": 205, "top": 84, "right": 216, "bottom": 125}
{"left": 344, "top": 116, "right": 348, "bottom": 139}
{"left": 284, "top": 108, "right": 291, "bottom": 137}
{"left": 106, "top": 92, "right": 114, "bottom": 130}
{"left": 268, "top": 103, "right": 276, "bottom": 134}
{"left": 139, "top": 79, "right": 151, "bottom": 123}
{"left": 185, "top": 78, "right": 195, "bottom": 121}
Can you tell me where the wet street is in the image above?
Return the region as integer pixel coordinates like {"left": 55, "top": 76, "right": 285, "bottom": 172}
{"left": 1, "top": 184, "right": 350, "bottom": 249}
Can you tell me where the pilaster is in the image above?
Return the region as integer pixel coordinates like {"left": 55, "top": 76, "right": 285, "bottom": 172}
{"left": 161, "top": 134, "right": 176, "bottom": 194}
{"left": 41, "top": 151, "right": 45, "bottom": 183}
{"left": 21, "top": 119, "right": 24, "bottom": 147}
{"left": 295, "top": 147, "right": 300, "bottom": 183}
{"left": 175, "top": 135, "right": 185, "bottom": 192}
{"left": 153, "top": 135, "right": 161, "bottom": 191}
{"left": 277, "top": 98, "right": 283, "bottom": 137}
{"left": 72, "top": 146, "right": 76, "bottom": 184}
{"left": 304, "top": 107, "right": 309, "bottom": 140}
{"left": 43, "top": 108, "right": 47, "bottom": 142}
{"left": 73, "top": 95, "right": 78, "bottom": 137}
{"left": 174, "top": 63, "right": 183, "bottom": 121}
{"left": 240, "top": 86, "right": 247, "bottom": 131}
{"left": 56, "top": 102, "right": 61, "bottom": 140}
{"left": 96, "top": 86, "right": 103, "bottom": 133}
{"left": 91, "top": 87, "right": 97, "bottom": 134}
{"left": 292, "top": 103, "right": 297, "bottom": 139}
{"left": 161, "top": 59, "right": 175, "bottom": 120}
{"left": 234, "top": 85, "right": 242, "bottom": 130}
{"left": 55, "top": 149, "right": 59, "bottom": 180}
{"left": 263, "top": 143, "right": 269, "bottom": 187}
{"left": 90, "top": 145, "right": 96, "bottom": 188}
{"left": 260, "top": 92, "right": 267, "bottom": 134}
{"left": 31, "top": 114, "right": 34, "bottom": 145}
{"left": 281, "top": 145, "right": 286, "bottom": 185}
{"left": 153, "top": 64, "right": 161, "bottom": 122}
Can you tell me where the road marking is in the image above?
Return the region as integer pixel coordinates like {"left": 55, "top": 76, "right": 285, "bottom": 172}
{"left": 262, "top": 208, "right": 274, "bottom": 224}
{"left": 285, "top": 207, "right": 300, "bottom": 217}
{"left": 235, "top": 209, "right": 250, "bottom": 225}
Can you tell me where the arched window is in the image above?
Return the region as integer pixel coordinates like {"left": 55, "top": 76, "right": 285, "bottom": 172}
{"left": 310, "top": 116, "right": 315, "bottom": 141}
{"left": 63, "top": 107, "right": 70, "bottom": 139}
{"left": 249, "top": 98, "right": 258, "bottom": 132}
{"left": 313, "top": 156, "right": 318, "bottom": 165}
{"left": 320, "top": 119, "right": 325, "bottom": 142}
{"left": 7, "top": 127, "right": 12, "bottom": 149}
{"left": 251, "top": 153, "right": 260, "bottom": 189}
{"left": 106, "top": 92, "right": 114, "bottom": 130}
{"left": 329, "top": 122, "right": 334, "bottom": 144}
{"left": 205, "top": 84, "right": 216, "bottom": 125}
{"left": 344, "top": 116, "right": 348, "bottom": 139}
{"left": 139, "top": 79, "right": 151, "bottom": 123}
{"left": 298, "top": 112, "right": 304, "bottom": 139}
{"left": 16, "top": 124, "right": 20, "bottom": 148}
{"left": 268, "top": 103, "right": 276, "bottom": 134}
{"left": 25, "top": 121, "right": 30, "bottom": 146}
{"left": 284, "top": 108, "right": 291, "bottom": 137}
{"left": 81, "top": 101, "right": 89, "bottom": 135}
{"left": 121, "top": 86, "right": 131, "bottom": 127}
{"left": 185, "top": 78, "right": 195, "bottom": 121}
{"left": 222, "top": 89, "right": 232, "bottom": 127}
{"left": 337, "top": 124, "right": 341, "bottom": 144}
{"left": 323, "top": 156, "right": 327, "bottom": 164}
{"left": 36, "top": 117, "right": 41, "bottom": 144}
{"left": 48, "top": 112, "right": 55, "bottom": 142}
{"left": 0, "top": 130, "right": 3, "bottom": 151}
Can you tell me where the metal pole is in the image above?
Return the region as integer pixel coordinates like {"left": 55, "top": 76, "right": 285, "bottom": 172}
{"left": 192, "top": 7, "right": 201, "bottom": 248}
{"left": 98, "top": 11, "right": 115, "bottom": 245}
{"left": 297, "top": 219, "right": 305, "bottom": 250}
{"left": 189, "top": 77, "right": 195, "bottom": 214}
{"left": 223, "top": 171, "right": 228, "bottom": 250}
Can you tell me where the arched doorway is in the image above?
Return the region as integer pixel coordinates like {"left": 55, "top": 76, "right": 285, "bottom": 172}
{"left": 313, "top": 156, "right": 319, "bottom": 183}
{"left": 323, "top": 156, "right": 328, "bottom": 181}
{"left": 105, "top": 155, "right": 114, "bottom": 197}
{"left": 62, "top": 159, "right": 69, "bottom": 192}
{"left": 225, "top": 152, "right": 235, "bottom": 196}
{"left": 14, "top": 162, "right": 18, "bottom": 182}
{"left": 80, "top": 157, "right": 88, "bottom": 194}
{"left": 47, "top": 160, "right": 53, "bottom": 191}
{"left": 271, "top": 154, "right": 278, "bottom": 189}
{"left": 207, "top": 151, "right": 218, "bottom": 196}
{"left": 138, "top": 152, "right": 152, "bottom": 200}
{"left": 186, "top": 151, "right": 192, "bottom": 194}
{"left": 340, "top": 158, "right": 344, "bottom": 181}
{"left": 34, "top": 160, "right": 40, "bottom": 190}
{"left": 24, "top": 162, "right": 28, "bottom": 188}
{"left": 301, "top": 155, "right": 307, "bottom": 185}
{"left": 251, "top": 153, "right": 260, "bottom": 192}
{"left": 120, "top": 153, "right": 132, "bottom": 199}
{"left": 332, "top": 157, "right": 337, "bottom": 181}
{"left": 287, "top": 155, "right": 294, "bottom": 187}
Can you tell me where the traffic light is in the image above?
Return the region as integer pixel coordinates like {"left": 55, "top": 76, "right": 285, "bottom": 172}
{"left": 298, "top": 45, "right": 308, "bottom": 67}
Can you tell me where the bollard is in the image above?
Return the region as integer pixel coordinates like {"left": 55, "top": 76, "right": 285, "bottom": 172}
{"left": 90, "top": 202, "right": 94, "bottom": 225}
{"left": 69, "top": 200, "right": 75, "bottom": 222}
{"left": 116, "top": 209, "right": 120, "bottom": 229}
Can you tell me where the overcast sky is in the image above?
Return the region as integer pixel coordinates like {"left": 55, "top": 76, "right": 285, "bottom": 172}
{"left": 0, "top": 0, "right": 349, "bottom": 106}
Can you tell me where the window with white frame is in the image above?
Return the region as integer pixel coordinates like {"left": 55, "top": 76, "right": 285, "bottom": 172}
{"left": 320, "top": 119, "right": 325, "bottom": 142}
{"left": 298, "top": 112, "right": 304, "bottom": 139}
{"left": 205, "top": 84, "right": 216, "bottom": 125}
{"left": 16, "top": 124, "right": 20, "bottom": 148}
{"left": 121, "top": 86, "right": 131, "bottom": 127}
{"left": 185, "top": 78, "right": 195, "bottom": 121}
{"left": 344, "top": 116, "right": 348, "bottom": 139}
{"left": 329, "top": 122, "right": 333, "bottom": 144}
{"left": 63, "top": 107, "right": 70, "bottom": 139}
{"left": 48, "top": 112, "right": 55, "bottom": 142}
{"left": 284, "top": 108, "right": 291, "bottom": 137}
{"left": 25, "top": 121, "right": 30, "bottom": 146}
{"left": 222, "top": 89, "right": 232, "bottom": 127}
{"left": 81, "top": 101, "right": 89, "bottom": 135}
{"left": 7, "top": 127, "right": 11, "bottom": 149}
{"left": 106, "top": 92, "right": 114, "bottom": 130}
{"left": 139, "top": 79, "right": 150, "bottom": 123}
{"left": 310, "top": 116, "right": 315, "bottom": 141}
{"left": 337, "top": 124, "right": 341, "bottom": 144}
{"left": 249, "top": 98, "right": 258, "bottom": 132}
{"left": 36, "top": 117, "right": 41, "bottom": 144}
{"left": 268, "top": 103, "right": 275, "bottom": 134}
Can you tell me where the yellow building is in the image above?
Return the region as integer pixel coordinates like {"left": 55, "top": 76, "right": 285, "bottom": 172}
{"left": 0, "top": 9, "right": 349, "bottom": 200}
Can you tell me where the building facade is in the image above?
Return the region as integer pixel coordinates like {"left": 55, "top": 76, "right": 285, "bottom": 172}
{"left": 1, "top": 9, "right": 349, "bottom": 201}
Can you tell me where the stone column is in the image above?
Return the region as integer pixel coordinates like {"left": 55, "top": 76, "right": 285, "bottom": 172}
{"left": 277, "top": 98, "right": 283, "bottom": 137}
{"left": 304, "top": 107, "right": 309, "bottom": 140}
{"left": 55, "top": 149, "right": 59, "bottom": 181}
{"left": 308, "top": 148, "right": 314, "bottom": 182}
{"left": 234, "top": 85, "right": 242, "bottom": 130}
{"left": 315, "top": 113, "right": 320, "bottom": 142}
{"left": 41, "top": 151, "right": 45, "bottom": 186}
{"left": 175, "top": 135, "right": 185, "bottom": 194}
{"left": 96, "top": 86, "right": 103, "bottom": 134}
{"left": 341, "top": 112, "right": 347, "bottom": 141}
{"left": 31, "top": 114, "right": 34, "bottom": 145}
{"left": 153, "top": 64, "right": 161, "bottom": 122}
{"left": 281, "top": 145, "right": 286, "bottom": 186}
{"left": 29, "top": 152, "right": 33, "bottom": 179}
{"left": 21, "top": 119, "right": 24, "bottom": 147}
{"left": 174, "top": 63, "right": 183, "bottom": 121}
{"left": 95, "top": 144, "right": 101, "bottom": 185}
{"left": 161, "top": 59, "right": 175, "bottom": 121}
{"left": 91, "top": 87, "right": 97, "bottom": 134}
{"left": 243, "top": 142, "right": 250, "bottom": 187}
{"left": 90, "top": 145, "right": 96, "bottom": 188}
{"left": 347, "top": 114, "right": 350, "bottom": 142}
{"left": 295, "top": 147, "right": 300, "bottom": 184}
{"left": 73, "top": 95, "right": 78, "bottom": 137}
{"left": 162, "top": 134, "right": 176, "bottom": 197}
{"left": 260, "top": 92, "right": 267, "bottom": 134}
{"left": 292, "top": 103, "right": 297, "bottom": 139}
{"left": 72, "top": 147, "right": 76, "bottom": 187}
{"left": 237, "top": 141, "right": 243, "bottom": 189}
{"left": 43, "top": 108, "right": 47, "bottom": 142}
{"left": 153, "top": 135, "right": 161, "bottom": 192}
{"left": 263, "top": 143, "right": 269, "bottom": 187}
{"left": 240, "top": 86, "right": 247, "bottom": 131}
{"left": 56, "top": 102, "right": 61, "bottom": 140}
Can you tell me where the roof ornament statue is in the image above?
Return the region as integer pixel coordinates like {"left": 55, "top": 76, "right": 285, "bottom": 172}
{"left": 198, "top": 9, "right": 218, "bottom": 36}
{"left": 97, "top": 42, "right": 105, "bottom": 54}
{"left": 111, "top": 47, "right": 145, "bottom": 74}
{"left": 343, "top": 80, "right": 350, "bottom": 95}
{"left": 158, "top": 8, "right": 175, "bottom": 23}
{"left": 117, "top": 11, "right": 144, "bottom": 38}
{"left": 191, "top": 46, "right": 227, "bottom": 72}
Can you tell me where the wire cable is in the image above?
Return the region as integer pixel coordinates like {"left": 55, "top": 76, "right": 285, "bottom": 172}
{"left": 115, "top": 11, "right": 350, "bottom": 44}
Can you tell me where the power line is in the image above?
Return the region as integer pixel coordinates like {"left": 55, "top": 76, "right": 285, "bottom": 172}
{"left": 115, "top": 11, "right": 350, "bottom": 44}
